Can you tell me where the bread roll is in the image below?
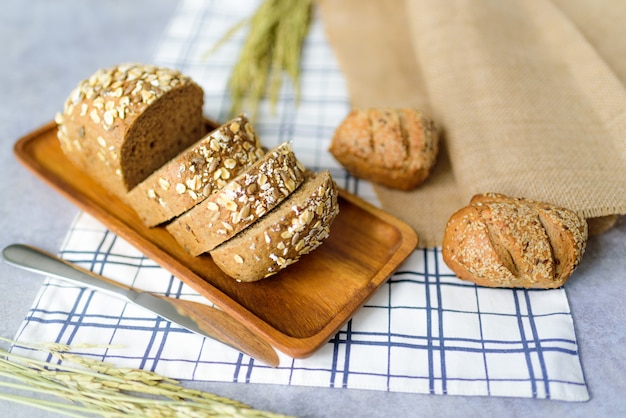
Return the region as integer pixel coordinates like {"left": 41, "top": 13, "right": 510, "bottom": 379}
{"left": 166, "top": 142, "right": 306, "bottom": 256}
{"left": 442, "top": 193, "right": 588, "bottom": 288}
{"left": 126, "top": 115, "right": 264, "bottom": 226}
{"left": 55, "top": 63, "right": 205, "bottom": 199}
{"left": 210, "top": 170, "right": 339, "bottom": 282}
{"left": 329, "top": 108, "right": 438, "bottom": 190}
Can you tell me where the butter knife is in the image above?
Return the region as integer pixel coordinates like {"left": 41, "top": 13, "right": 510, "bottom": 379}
{"left": 2, "top": 244, "right": 279, "bottom": 367}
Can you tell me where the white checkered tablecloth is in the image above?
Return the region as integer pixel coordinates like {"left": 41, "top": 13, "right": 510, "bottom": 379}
{"left": 13, "top": 0, "right": 588, "bottom": 401}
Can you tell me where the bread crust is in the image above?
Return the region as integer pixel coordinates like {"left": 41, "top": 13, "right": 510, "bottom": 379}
{"left": 56, "top": 63, "right": 205, "bottom": 199}
{"left": 210, "top": 171, "right": 339, "bottom": 282}
{"left": 329, "top": 108, "right": 439, "bottom": 190}
{"left": 126, "top": 115, "right": 264, "bottom": 226}
{"left": 443, "top": 193, "right": 588, "bottom": 288}
{"left": 166, "top": 142, "right": 306, "bottom": 256}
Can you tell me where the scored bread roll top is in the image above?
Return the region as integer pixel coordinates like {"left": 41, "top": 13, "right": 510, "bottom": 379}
{"left": 55, "top": 63, "right": 205, "bottom": 199}
{"left": 210, "top": 170, "right": 339, "bottom": 282}
{"left": 166, "top": 142, "right": 306, "bottom": 256}
{"left": 329, "top": 108, "right": 439, "bottom": 190}
{"left": 442, "top": 193, "right": 588, "bottom": 289}
{"left": 126, "top": 115, "right": 264, "bottom": 226}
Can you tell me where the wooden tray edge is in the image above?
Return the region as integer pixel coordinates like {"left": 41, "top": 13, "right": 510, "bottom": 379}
{"left": 13, "top": 121, "right": 419, "bottom": 358}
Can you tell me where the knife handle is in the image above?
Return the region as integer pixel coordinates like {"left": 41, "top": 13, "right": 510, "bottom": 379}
{"left": 2, "top": 244, "right": 280, "bottom": 367}
{"left": 3, "top": 244, "right": 137, "bottom": 302}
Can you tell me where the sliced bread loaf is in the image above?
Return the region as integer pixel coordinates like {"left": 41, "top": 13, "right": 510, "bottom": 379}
{"left": 209, "top": 170, "right": 339, "bottom": 282}
{"left": 126, "top": 115, "right": 264, "bottom": 226}
{"left": 166, "top": 142, "right": 306, "bottom": 256}
{"left": 55, "top": 63, "right": 205, "bottom": 199}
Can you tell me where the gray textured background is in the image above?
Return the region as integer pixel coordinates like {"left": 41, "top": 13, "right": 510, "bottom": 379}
{"left": 1, "top": 1, "right": 625, "bottom": 416}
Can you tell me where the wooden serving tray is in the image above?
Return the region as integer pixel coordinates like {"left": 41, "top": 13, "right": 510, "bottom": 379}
{"left": 14, "top": 121, "right": 418, "bottom": 358}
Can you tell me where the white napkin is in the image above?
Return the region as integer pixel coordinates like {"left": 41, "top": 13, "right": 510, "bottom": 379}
{"left": 13, "top": 0, "right": 588, "bottom": 401}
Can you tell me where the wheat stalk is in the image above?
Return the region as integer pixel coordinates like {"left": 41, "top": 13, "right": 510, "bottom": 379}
{"left": 207, "top": 0, "right": 313, "bottom": 121}
{"left": 0, "top": 338, "right": 293, "bottom": 417}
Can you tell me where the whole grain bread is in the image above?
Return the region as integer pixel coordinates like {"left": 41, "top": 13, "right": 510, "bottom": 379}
{"left": 126, "top": 115, "right": 264, "bottom": 226}
{"left": 166, "top": 142, "right": 306, "bottom": 256}
{"left": 329, "top": 108, "right": 439, "bottom": 190}
{"left": 55, "top": 63, "right": 205, "bottom": 199}
{"left": 442, "top": 193, "right": 588, "bottom": 288}
{"left": 56, "top": 64, "right": 340, "bottom": 282}
{"left": 210, "top": 170, "right": 339, "bottom": 282}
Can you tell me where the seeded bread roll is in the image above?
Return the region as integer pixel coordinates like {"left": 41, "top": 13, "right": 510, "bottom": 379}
{"left": 210, "top": 170, "right": 339, "bottom": 282}
{"left": 329, "top": 108, "right": 439, "bottom": 190}
{"left": 126, "top": 115, "right": 264, "bottom": 226}
{"left": 442, "top": 193, "right": 588, "bottom": 289}
{"left": 166, "top": 142, "right": 306, "bottom": 256}
{"left": 55, "top": 63, "right": 205, "bottom": 199}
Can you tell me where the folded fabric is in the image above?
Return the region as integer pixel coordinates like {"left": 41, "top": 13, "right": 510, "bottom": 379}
{"left": 12, "top": 0, "right": 588, "bottom": 401}
{"left": 319, "top": 0, "right": 626, "bottom": 247}
{"left": 14, "top": 211, "right": 588, "bottom": 401}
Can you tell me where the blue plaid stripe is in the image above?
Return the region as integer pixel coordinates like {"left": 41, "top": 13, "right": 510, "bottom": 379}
{"left": 14, "top": 229, "right": 588, "bottom": 399}
{"left": 12, "top": 0, "right": 588, "bottom": 401}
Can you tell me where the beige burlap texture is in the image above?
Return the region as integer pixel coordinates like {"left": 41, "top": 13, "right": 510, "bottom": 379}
{"left": 319, "top": 0, "right": 626, "bottom": 248}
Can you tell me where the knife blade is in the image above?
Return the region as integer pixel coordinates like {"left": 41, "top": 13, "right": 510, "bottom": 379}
{"left": 2, "top": 244, "right": 279, "bottom": 367}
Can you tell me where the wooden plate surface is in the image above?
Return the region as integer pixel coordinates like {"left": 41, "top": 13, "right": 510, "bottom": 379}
{"left": 14, "top": 121, "right": 418, "bottom": 358}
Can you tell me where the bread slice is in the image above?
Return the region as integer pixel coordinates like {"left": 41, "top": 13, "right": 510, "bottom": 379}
{"left": 56, "top": 63, "right": 205, "bottom": 199}
{"left": 210, "top": 170, "right": 339, "bottom": 282}
{"left": 126, "top": 115, "right": 264, "bottom": 226}
{"left": 166, "top": 142, "right": 306, "bottom": 256}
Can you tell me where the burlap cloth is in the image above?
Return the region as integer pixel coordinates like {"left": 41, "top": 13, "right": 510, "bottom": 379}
{"left": 319, "top": 0, "right": 626, "bottom": 248}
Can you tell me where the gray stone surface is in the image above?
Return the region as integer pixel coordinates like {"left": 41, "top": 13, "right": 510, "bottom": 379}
{"left": 1, "top": 1, "right": 624, "bottom": 416}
